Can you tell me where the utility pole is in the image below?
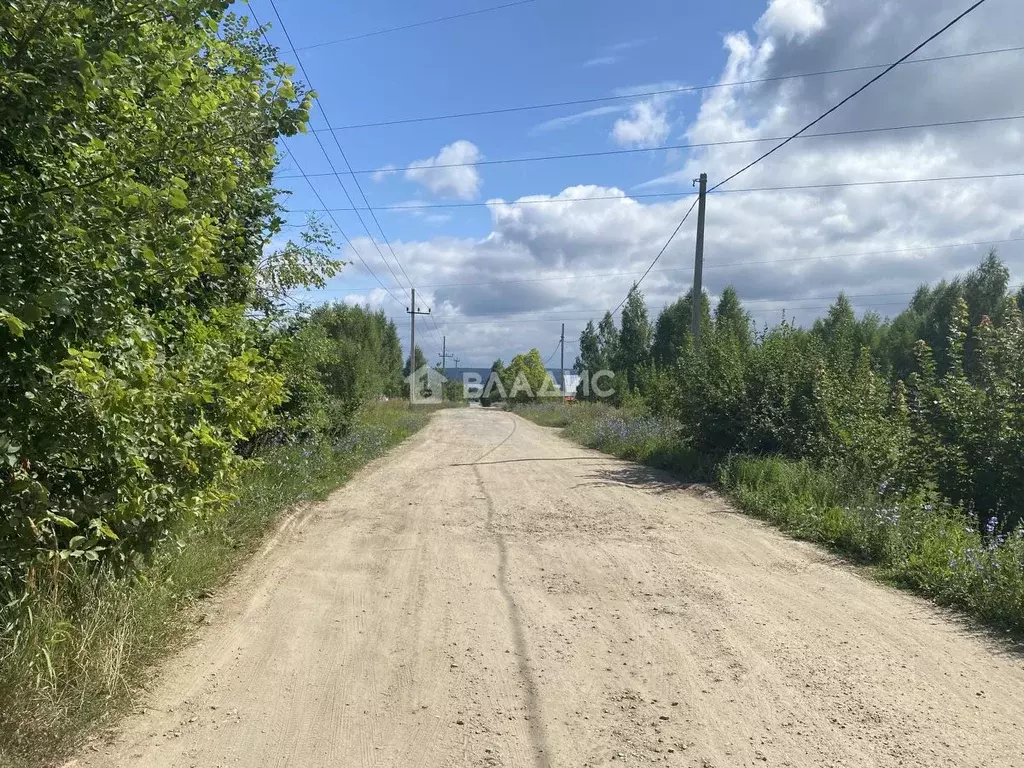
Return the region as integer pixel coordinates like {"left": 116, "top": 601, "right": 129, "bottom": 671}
{"left": 438, "top": 336, "right": 454, "bottom": 375}
{"left": 453, "top": 356, "right": 460, "bottom": 372}
{"left": 692, "top": 172, "right": 708, "bottom": 351}
{"left": 560, "top": 323, "right": 566, "bottom": 402}
{"left": 406, "top": 288, "right": 431, "bottom": 389}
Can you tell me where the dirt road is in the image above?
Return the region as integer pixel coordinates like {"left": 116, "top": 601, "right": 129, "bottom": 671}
{"left": 73, "top": 408, "right": 1023, "bottom": 768}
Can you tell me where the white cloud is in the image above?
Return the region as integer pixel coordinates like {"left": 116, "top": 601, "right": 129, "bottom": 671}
{"left": 307, "top": 0, "right": 1024, "bottom": 365}
{"left": 611, "top": 100, "right": 671, "bottom": 148}
{"left": 405, "top": 140, "right": 483, "bottom": 200}
{"left": 756, "top": 0, "right": 826, "bottom": 43}
{"left": 371, "top": 164, "right": 397, "bottom": 182}
{"left": 532, "top": 105, "right": 628, "bottom": 134}
{"left": 581, "top": 39, "right": 650, "bottom": 69}
{"left": 534, "top": 82, "right": 686, "bottom": 136}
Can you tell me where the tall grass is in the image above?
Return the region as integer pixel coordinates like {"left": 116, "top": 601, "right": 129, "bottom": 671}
{"left": 722, "top": 455, "right": 1024, "bottom": 631}
{"left": 513, "top": 402, "right": 715, "bottom": 479}
{"left": 0, "top": 402, "right": 433, "bottom": 768}
{"left": 515, "top": 402, "right": 1024, "bottom": 634}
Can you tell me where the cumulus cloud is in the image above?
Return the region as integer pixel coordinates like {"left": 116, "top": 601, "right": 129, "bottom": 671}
{"left": 756, "top": 0, "right": 826, "bottom": 42}
{"left": 313, "top": 0, "right": 1024, "bottom": 365}
{"left": 371, "top": 164, "right": 397, "bottom": 182}
{"left": 534, "top": 82, "right": 685, "bottom": 135}
{"left": 611, "top": 100, "right": 671, "bottom": 148}
{"left": 405, "top": 140, "right": 483, "bottom": 200}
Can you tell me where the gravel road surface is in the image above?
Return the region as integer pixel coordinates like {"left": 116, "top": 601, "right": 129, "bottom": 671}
{"left": 71, "top": 408, "right": 1024, "bottom": 768}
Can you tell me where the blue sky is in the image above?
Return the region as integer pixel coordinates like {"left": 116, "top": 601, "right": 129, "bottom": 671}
{"left": 246, "top": 0, "right": 1024, "bottom": 367}
{"left": 259, "top": 0, "right": 763, "bottom": 239}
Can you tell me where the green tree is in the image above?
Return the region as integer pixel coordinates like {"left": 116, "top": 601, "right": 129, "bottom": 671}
{"left": 714, "top": 287, "right": 752, "bottom": 346}
{"left": 503, "top": 349, "right": 551, "bottom": 404}
{"left": 0, "top": 1, "right": 322, "bottom": 577}
{"left": 615, "top": 285, "right": 652, "bottom": 391}
{"left": 403, "top": 346, "right": 428, "bottom": 378}
{"left": 575, "top": 321, "right": 600, "bottom": 373}
{"left": 812, "top": 293, "right": 857, "bottom": 373}
{"left": 879, "top": 252, "right": 1011, "bottom": 379}
{"left": 482, "top": 358, "right": 506, "bottom": 403}
{"left": 652, "top": 289, "right": 710, "bottom": 366}
{"left": 276, "top": 304, "right": 403, "bottom": 436}
{"left": 597, "top": 312, "right": 620, "bottom": 369}
{"left": 908, "top": 297, "right": 1024, "bottom": 534}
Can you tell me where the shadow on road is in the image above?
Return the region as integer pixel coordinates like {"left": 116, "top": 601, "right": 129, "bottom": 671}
{"left": 452, "top": 456, "right": 611, "bottom": 467}
{"left": 578, "top": 463, "right": 702, "bottom": 495}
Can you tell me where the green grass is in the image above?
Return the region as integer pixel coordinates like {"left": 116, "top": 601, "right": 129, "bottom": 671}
{"left": 0, "top": 401, "right": 433, "bottom": 768}
{"left": 513, "top": 402, "right": 715, "bottom": 480}
{"left": 720, "top": 455, "right": 1024, "bottom": 633}
{"left": 516, "top": 402, "right": 1024, "bottom": 635}
{"left": 506, "top": 401, "right": 575, "bottom": 427}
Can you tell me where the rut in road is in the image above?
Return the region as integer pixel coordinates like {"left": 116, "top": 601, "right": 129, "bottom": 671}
{"left": 473, "top": 422, "right": 553, "bottom": 768}
{"left": 71, "top": 408, "right": 1024, "bottom": 768}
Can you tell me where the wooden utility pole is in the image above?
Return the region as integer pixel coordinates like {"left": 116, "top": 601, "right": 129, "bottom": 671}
{"left": 438, "top": 336, "right": 454, "bottom": 375}
{"left": 692, "top": 172, "right": 708, "bottom": 350}
{"left": 560, "top": 323, "right": 566, "bottom": 402}
{"left": 406, "top": 288, "right": 431, "bottom": 383}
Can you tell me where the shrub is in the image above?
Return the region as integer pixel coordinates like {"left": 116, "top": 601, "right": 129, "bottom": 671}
{"left": 0, "top": 1, "right": 320, "bottom": 590}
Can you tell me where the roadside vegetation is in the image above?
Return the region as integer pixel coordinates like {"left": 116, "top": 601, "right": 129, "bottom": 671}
{"left": 474, "top": 350, "right": 561, "bottom": 407}
{"left": 514, "top": 253, "right": 1024, "bottom": 634}
{"left": 0, "top": 402, "right": 431, "bottom": 767}
{"left": 0, "top": 3, "right": 433, "bottom": 765}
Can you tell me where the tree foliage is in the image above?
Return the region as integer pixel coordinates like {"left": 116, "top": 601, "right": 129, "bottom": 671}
{"left": 275, "top": 304, "right": 403, "bottom": 437}
{"left": 503, "top": 349, "right": 553, "bottom": 404}
{"left": 0, "top": 1, "right": 338, "bottom": 586}
{"left": 576, "top": 253, "right": 1024, "bottom": 536}
{"left": 615, "top": 285, "right": 652, "bottom": 392}
{"left": 908, "top": 297, "right": 1024, "bottom": 534}
{"left": 652, "top": 289, "right": 710, "bottom": 367}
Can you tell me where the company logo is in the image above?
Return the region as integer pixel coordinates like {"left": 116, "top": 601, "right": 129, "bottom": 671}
{"left": 405, "top": 365, "right": 447, "bottom": 405}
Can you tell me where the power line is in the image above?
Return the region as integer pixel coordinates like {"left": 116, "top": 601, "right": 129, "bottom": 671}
{"left": 719, "top": 172, "right": 1024, "bottom": 194}
{"left": 264, "top": 2, "right": 411, "bottom": 296}
{"left": 544, "top": 343, "right": 561, "bottom": 366}
{"left": 741, "top": 283, "right": 1024, "bottom": 306}
{"left": 284, "top": 280, "right": 1024, "bottom": 325}
{"left": 264, "top": 0, "right": 445, "bottom": 351}
{"left": 434, "top": 283, "right": 1024, "bottom": 319}
{"left": 251, "top": 5, "right": 410, "bottom": 305}
{"left": 612, "top": 197, "right": 699, "bottom": 314}
{"left": 710, "top": 0, "right": 993, "bottom": 191}
{"left": 375, "top": 298, "right": 922, "bottom": 326}
{"left": 704, "top": 237, "right": 1024, "bottom": 272}
{"left": 286, "top": 170, "right": 1024, "bottom": 214}
{"left": 278, "top": 114, "right": 1024, "bottom": 178}
{"left": 245, "top": 14, "right": 401, "bottom": 305}
{"left": 275, "top": 153, "right": 403, "bottom": 304}
{"left": 312, "top": 237, "right": 1024, "bottom": 293}
{"left": 435, "top": 308, "right": 604, "bottom": 320}
{"left": 325, "top": 45, "right": 1024, "bottom": 130}
{"left": 295, "top": 0, "right": 540, "bottom": 51}
{"left": 626, "top": 0, "right": 993, "bottom": 332}
{"left": 291, "top": 191, "right": 696, "bottom": 212}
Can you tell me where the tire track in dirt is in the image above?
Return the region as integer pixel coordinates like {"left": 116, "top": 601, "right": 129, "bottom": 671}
{"left": 474, "top": 463, "right": 552, "bottom": 768}
{"left": 68, "top": 408, "right": 1024, "bottom": 768}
